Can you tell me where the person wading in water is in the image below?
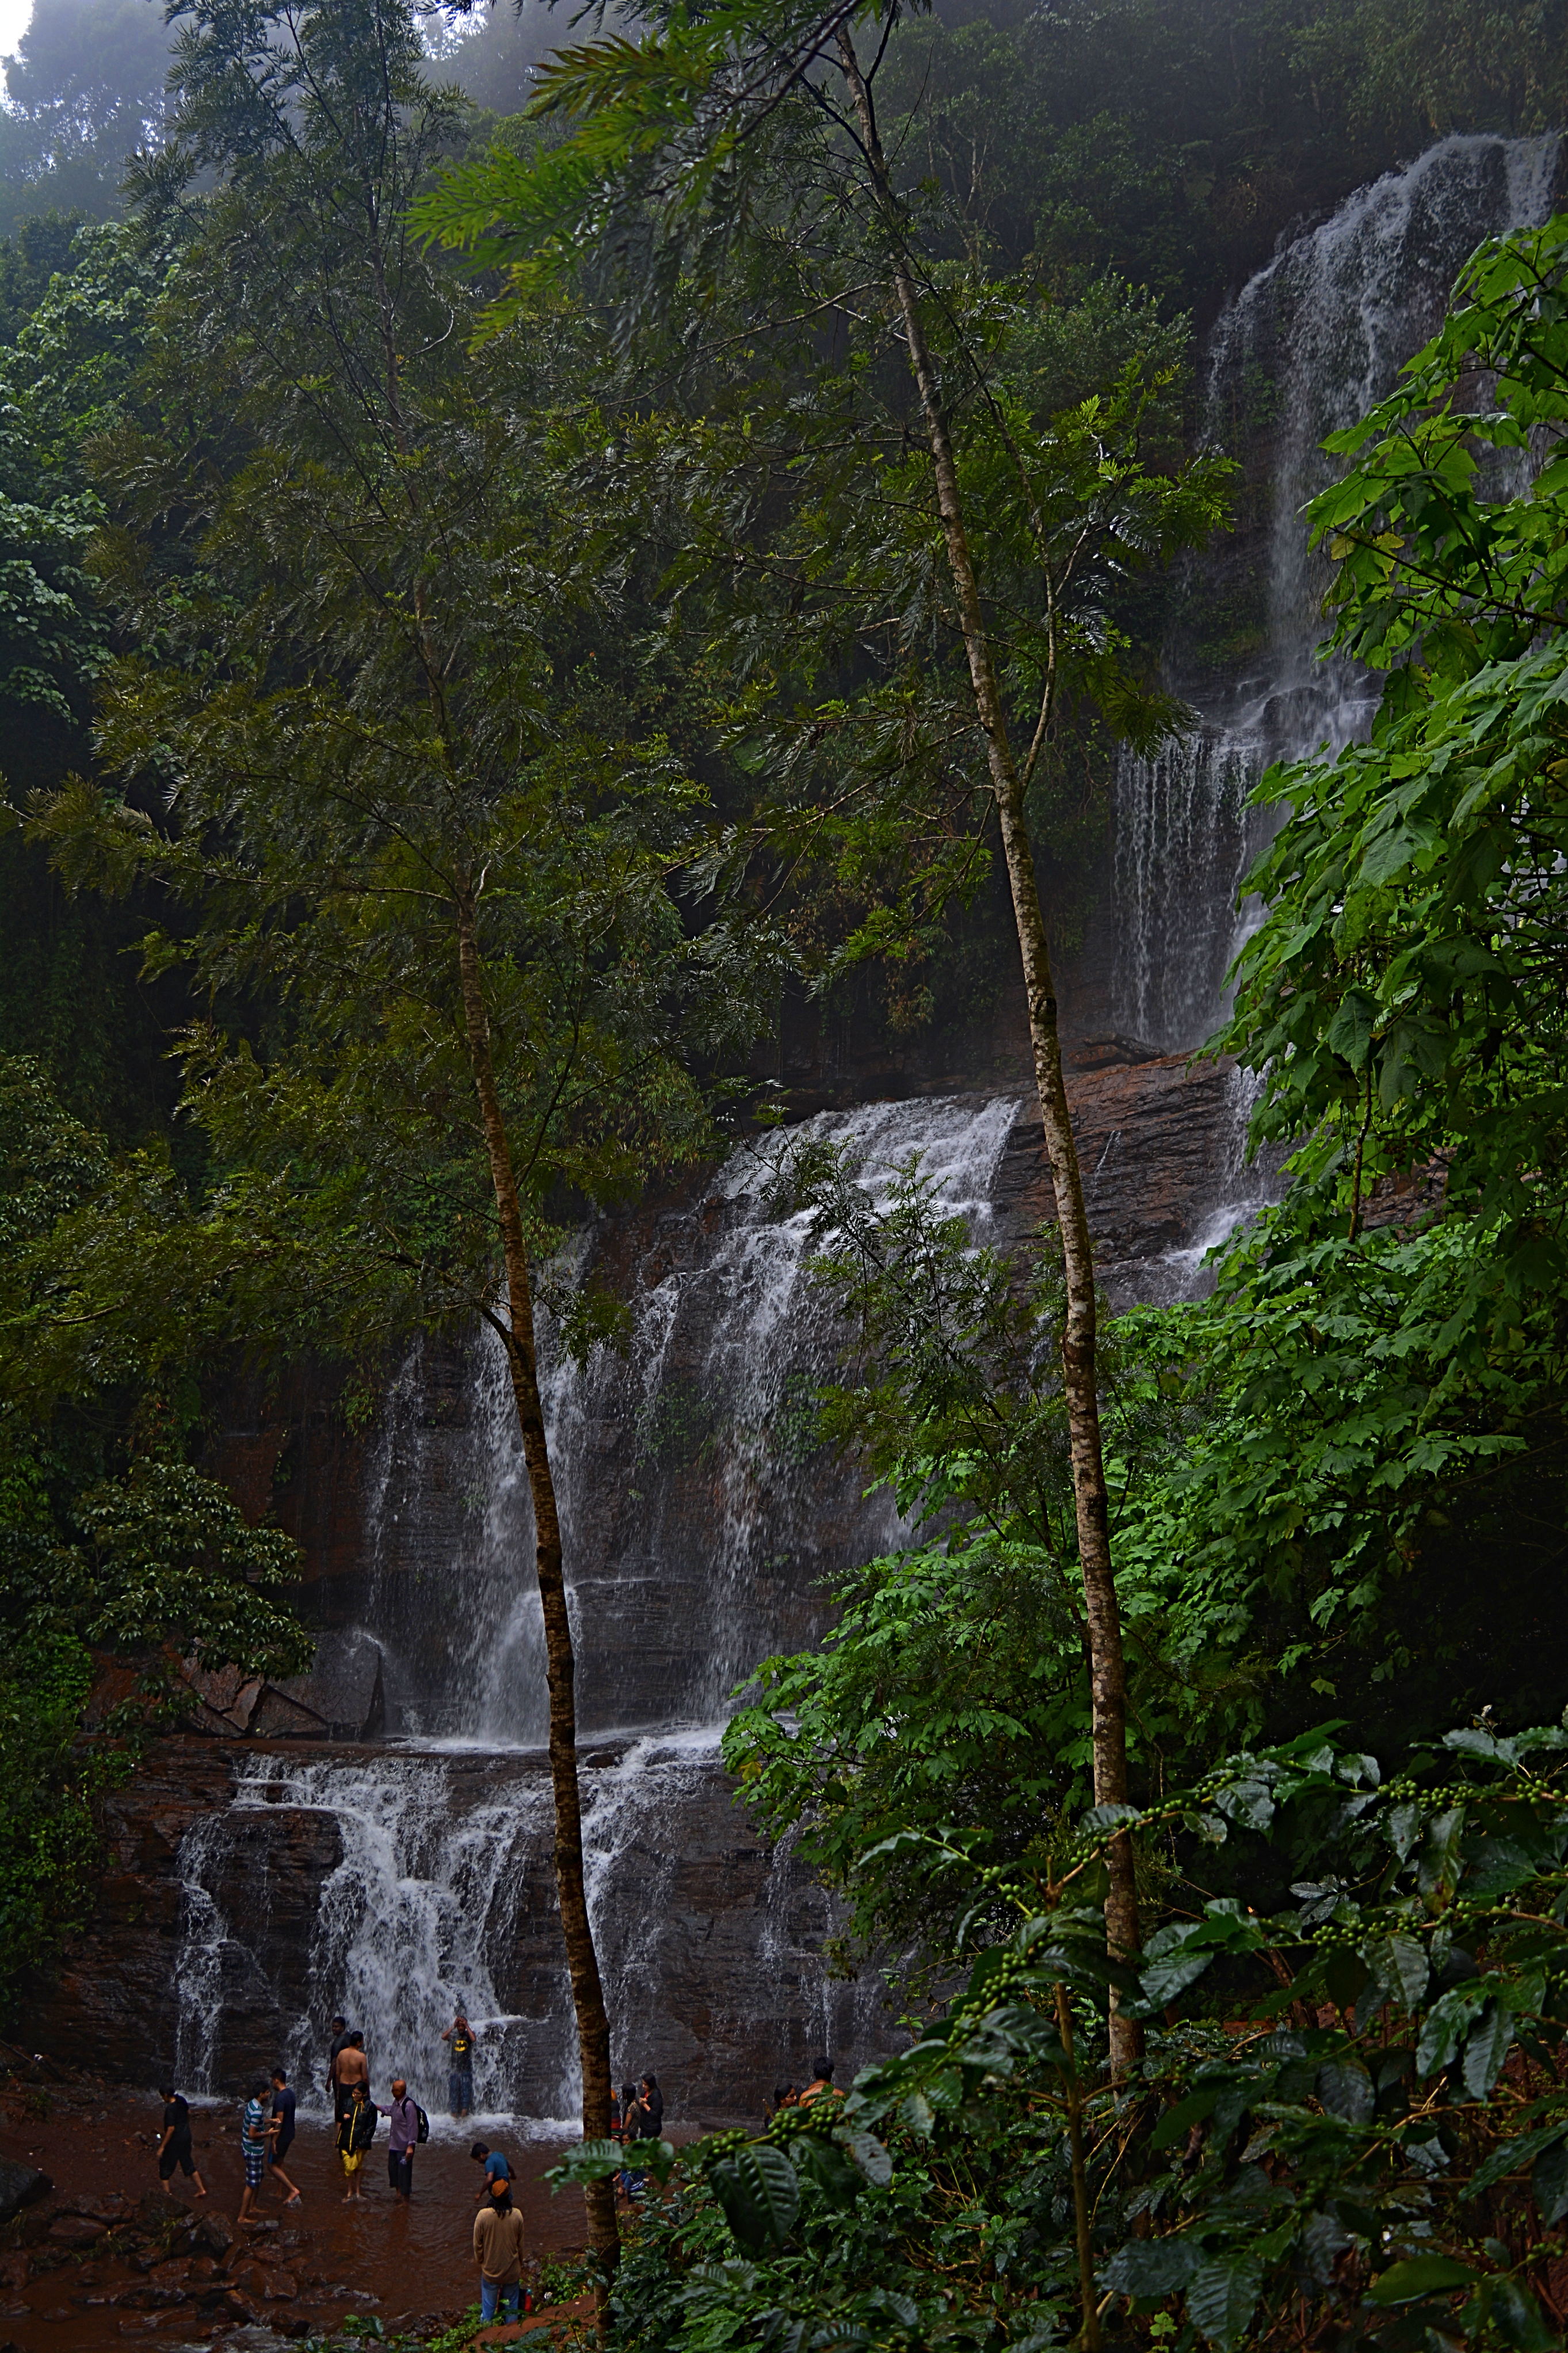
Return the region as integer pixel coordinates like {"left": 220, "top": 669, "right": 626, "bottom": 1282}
{"left": 442, "top": 2011, "right": 476, "bottom": 2117}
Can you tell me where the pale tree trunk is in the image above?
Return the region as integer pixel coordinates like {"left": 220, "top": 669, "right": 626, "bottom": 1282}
{"left": 455, "top": 891, "right": 621, "bottom": 2274}
{"left": 837, "top": 28, "right": 1141, "bottom": 2076}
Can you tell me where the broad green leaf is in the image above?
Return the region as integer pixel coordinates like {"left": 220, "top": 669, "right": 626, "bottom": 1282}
{"left": 1317, "top": 2055, "right": 1375, "bottom": 2123}
{"left": 1464, "top": 2120, "right": 1568, "bottom": 2199}
{"left": 1485, "top": 2276, "right": 1558, "bottom": 2352}
{"left": 1368, "top": 2254, "right": 1476, "bottom": 2303}
{"left": 1185, "top": 2254, "right": 1262, "bottom": 2350}
{"left": 1101, "top": 2238, "right": 1200, "bottom": 2295}
{"left": 710, "top": 2143, "right": 800, "bottom": 2252}
{"left": 1462, "top": 2001, "right": 1515, "bottom": 2099}
{"left": 1533, "top": 2135, "right": 1568, "bottom": 2226}
{"left": 1417, "top": 1983, "right": 1486, "bottom": 2078}
{"left": 844, "top": 2130, "right": 892, "bottom": 2187}
{"left": 1326, "top": 988, "right": 1377, "bottom": 1068}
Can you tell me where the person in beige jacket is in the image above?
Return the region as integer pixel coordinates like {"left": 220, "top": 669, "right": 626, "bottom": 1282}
{"left": 474, "top": 2177, "right": 527, "bottom": 2323}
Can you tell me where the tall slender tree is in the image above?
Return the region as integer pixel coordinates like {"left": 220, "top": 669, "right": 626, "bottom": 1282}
{"left": 418, "top": 0, "right": 1229, "bottom": 2073}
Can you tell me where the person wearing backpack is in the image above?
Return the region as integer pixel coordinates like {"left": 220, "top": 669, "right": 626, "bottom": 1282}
{"left": 377, "top": 2077, "right": 420, "bottom": 2201}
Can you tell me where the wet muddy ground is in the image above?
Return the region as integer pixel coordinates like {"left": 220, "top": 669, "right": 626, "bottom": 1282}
{"left": 0, "top": 2066, "right": 591, "bottom": 2353}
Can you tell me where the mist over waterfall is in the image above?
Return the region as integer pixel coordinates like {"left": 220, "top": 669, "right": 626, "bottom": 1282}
{"left": 166, "top": 134, "right": 1564, "bottom": 2123}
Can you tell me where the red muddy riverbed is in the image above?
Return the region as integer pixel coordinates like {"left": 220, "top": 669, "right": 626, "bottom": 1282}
{"left": 0, "top": 2069, "right": 593, "bottom": 2352}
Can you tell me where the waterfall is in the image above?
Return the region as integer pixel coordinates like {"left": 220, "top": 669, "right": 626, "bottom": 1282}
{"left": 1113, "top": 130, "right": 1561, "bottom": 1285}
{"left": 171, "top": 135, "right": 1565, "bottom": 2116}
{"left": 175, "top": 1095, "right": 1017, "bottom": 2115}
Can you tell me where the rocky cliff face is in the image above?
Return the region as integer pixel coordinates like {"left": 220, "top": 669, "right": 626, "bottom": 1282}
{"left": 192, "top": 1052, "right": 1237, "bottom": 1732}
{"left": 43, "top": 1737, "right": 892, "bottom": 2118}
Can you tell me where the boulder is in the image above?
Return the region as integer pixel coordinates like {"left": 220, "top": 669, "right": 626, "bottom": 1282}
{"left": 256, "top": 1630, "right": 384, "bottom": 1741}
{"left": 178, "top": 1659, "right": 265, "bottom": 1732}
{"left": 0, "top": 2160, "right": 50, "bottom": 2225}
{"left": 56, "top": 2191, "right": 129, "bottom": 2223}
{"left": 135, "top": 2190, "right": 185, "bottom": 2231}
{"left": 47, "top": 2214, "right": 106, "bottom": 2247}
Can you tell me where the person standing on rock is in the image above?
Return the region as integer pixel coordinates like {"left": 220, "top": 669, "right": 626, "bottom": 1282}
{"left": 327, "top": 2016, "right": 351, "bottom": 2119}
{"left": 237, "top": 2080, "right": 272, "bottom": 2227}
{"left": 267, "top": 2067, "right": 303, "bottom": 2209}
{"left": 155, "top": 2086, "right": 208, "bottom": 2201}
{"left": 378, "top": 2077, "right": 418, "bottom": 2202}
{"left": 337, "top": 2081, "right": 376, "bottom": 2201}
{"left": 473, "top": 2172, "right": 527, "bottom": 2322}
{"left": 442, "top": 2011, "right": 476, "bottom": 2117}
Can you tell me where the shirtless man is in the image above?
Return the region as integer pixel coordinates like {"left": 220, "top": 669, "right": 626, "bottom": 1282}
{"left": 326, "top": 2016, "right": 350, "bottom": 2119}
{"left": 800, "top": 2057, "right": 835, "bottom": 2105}
{"left": 334, "top": 2032, "right": 369, "bottom": 2111}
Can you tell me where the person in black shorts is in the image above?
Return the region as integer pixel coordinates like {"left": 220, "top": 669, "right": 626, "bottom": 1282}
{"left": 155, "top": 2087, "right": 207, "bottom": 2200}
{"left": 268, "top": 2066, "right": 303, "bottom": 2208}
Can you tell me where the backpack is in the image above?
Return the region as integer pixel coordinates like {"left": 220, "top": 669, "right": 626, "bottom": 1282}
{"left": 415, "top": 2104, "right": 430, "bottom": 2144}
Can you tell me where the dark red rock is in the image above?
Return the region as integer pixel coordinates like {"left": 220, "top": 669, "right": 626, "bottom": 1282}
{"left": 47, "top": 2214, "right": 106, "bottom": 2245}
{"left": 55, "top": 2191, "right": 130, "bottom": 2223}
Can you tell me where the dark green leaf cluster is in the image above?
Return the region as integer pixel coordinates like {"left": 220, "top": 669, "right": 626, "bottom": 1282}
{"left": 574, "top": 1718, "right": 1568, "bottom": 2353}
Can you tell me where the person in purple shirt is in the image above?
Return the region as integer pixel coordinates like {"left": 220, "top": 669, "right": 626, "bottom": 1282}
{"left": 377, "top": 2077, "right": 419, "bottom": 2201}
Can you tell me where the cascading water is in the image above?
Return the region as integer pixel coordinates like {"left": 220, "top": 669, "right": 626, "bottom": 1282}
{"left": 1114, "top": 130, "right": 1561, "bottom": 1286}
{"left": 171, "top": 134, "right": 1565, "bottom": 2118}
{"left": 174, "top": 1097, "right": 1018, "bottom": 2117}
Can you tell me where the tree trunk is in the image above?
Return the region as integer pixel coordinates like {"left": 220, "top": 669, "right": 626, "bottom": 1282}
{"left": 836, "top": 28, "right": 1141, "bottom": 2074}
{"left": 455, "top": 890, "right": 621, "bottom": 2273}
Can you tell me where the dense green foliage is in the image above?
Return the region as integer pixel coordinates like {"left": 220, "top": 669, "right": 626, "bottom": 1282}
{"left": 0, "top": 1054, "right": 309, "bottom": 2012}
{"left": 566, "top": 1717, "right": 1568, "bottom": 2351}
